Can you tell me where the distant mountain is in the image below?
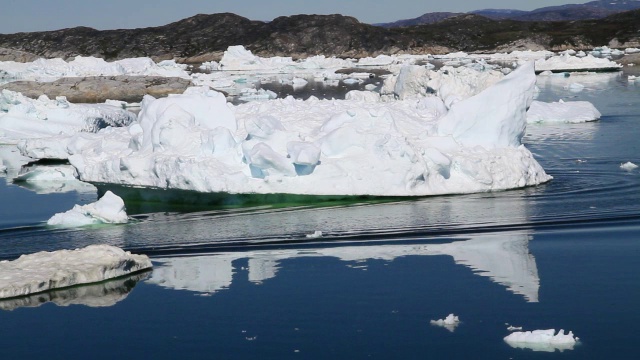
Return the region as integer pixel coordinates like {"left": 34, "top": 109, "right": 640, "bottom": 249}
{"left": 378, "top": 0, "right": 640, "bottom": 27}
{"left": 1, "top": 8, "right": 640, "bottom": 61}
{"left": 375, "top": 12, "right": 460, "bottom": 28}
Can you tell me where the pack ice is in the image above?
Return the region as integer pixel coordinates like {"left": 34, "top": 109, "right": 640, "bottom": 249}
{"left": 0, "top": 245, "right": 152, "bottom": 299}
{"left": 55, "top": 61, "right": 551, "bottom": 196}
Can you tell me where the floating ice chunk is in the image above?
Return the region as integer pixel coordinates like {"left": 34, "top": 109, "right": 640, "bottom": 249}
{"left": 527, "top": 100, "right": 601, "bottom": 123}
{"left": 504, "top": 329, "right": 578, "bottom": 352}
{"left": 306, "top": 231, "right": 323, "bottom": 238}
{"left": 430, "top": 314, "right": 460, "bottom": 332}
{"left": 620, "top": 161, "right": 638, "bottom": 171}
{"left": 13, "top": 165, "right": 78, "bottom": 182}
{"left": 345, "top": 90, "right": 380, "bottom": 102}
{"left": 0, "top": 245, "right": 152, "bottom": 299}
{"left": 47, "top": 191, "right": 128, "bottom": 227}
{"left": 238, "top": 88, "right": 277, "bottom": 102}
{"left": 0, "top": 272, "right": 149, "bottom": 310}
{"left": 507, "top": 325, "right": 523, "bottom": 331}
{"left": 625, "top": 48, "right": 640, "bottom": 54}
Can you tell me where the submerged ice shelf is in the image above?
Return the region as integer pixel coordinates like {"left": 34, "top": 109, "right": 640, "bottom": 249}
{"left": 0, "top": 245, "right": 152, "bottom": 299}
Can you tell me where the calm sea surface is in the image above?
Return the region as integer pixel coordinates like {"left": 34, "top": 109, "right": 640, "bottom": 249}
{"left": 0, "top": 69, "right": 639, "bottom": 359}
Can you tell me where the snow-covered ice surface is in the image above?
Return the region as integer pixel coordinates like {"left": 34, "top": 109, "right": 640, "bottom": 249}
{"left": 527, "top": 100, "right": 601, "bottom": 123}
{"left": 0, "top": 89, "right": 135, "bottom": 144}
{"left": 0, "top": 245, "right": 152, "bottom": 299}
{"left": 47, "top": 191, "right": 128, "bottom": 227}
{"left": 504, "top": 329, "right": 578, "bottom": 352}
{"left": 0, "top": 56, "right": 189, "bottom": 83}
{"left": 58, "top": 61, "right": 550, "bottom": 197}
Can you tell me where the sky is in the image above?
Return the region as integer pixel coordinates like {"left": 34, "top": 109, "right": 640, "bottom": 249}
{"left": 0, "top": 0, "right": 585, "bottom": 34}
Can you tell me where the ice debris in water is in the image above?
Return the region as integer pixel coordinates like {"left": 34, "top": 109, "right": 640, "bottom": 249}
{"left": 305, "top": 231, "right": 323, "bottom": 238}
{"left": 0, "top": 245, "right": 152, "bottom": 299}
{"left": 430, "top": 314, "right": 460, "bottom": 332}
{"left": 504, "top": 329, "right": 578, "bottom": 352}
{"left": 620, "top": 161, "right": 638, "bottom": 171}
{"left": 47, "top": 191, "right": 128, "bottom": 227}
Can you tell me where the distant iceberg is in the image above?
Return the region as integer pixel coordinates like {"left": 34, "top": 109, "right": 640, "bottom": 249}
{"left": 527, "top": 100, "right": 601, "bottom": 123}
{"left": 0, "top": 245, "right": 152, "bottom": 299}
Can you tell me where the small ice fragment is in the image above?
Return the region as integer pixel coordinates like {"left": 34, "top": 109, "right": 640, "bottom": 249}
{"left": 47, "top": 191, "right": 128, "bottom": 227}
{"left": 306, "top": 231, "right": 323, "bottom": 238}
{"left": 430, "top": 313, "right": 460, "bottom": 332}
{"left": 507, "top": 325, "right": 523, "bottom": 331}
{"left": 620, "top": 161, "right": 638, "bottom": 171}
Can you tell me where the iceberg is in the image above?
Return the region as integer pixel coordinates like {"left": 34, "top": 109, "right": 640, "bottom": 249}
{"left": 527, "top": 100, "right": 601, "bottom": 123}
{"left": 0, "top": 245, "right": 152, "bottom": 299}
{"left": 504, "top": 329, "right": 578, "bottom": 352}
{"left": 47, "top": 191, "right": 128, "bottom": 227}
{"left": 62, "top": 61, "right": 549, "bottom": 197}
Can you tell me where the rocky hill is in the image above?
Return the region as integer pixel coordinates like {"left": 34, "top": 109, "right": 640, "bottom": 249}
{"left": 379, "top": 0, "right": 640, "bottom": 27}
{"left": 1, "top": 10, "right": 640, "bottom": 62}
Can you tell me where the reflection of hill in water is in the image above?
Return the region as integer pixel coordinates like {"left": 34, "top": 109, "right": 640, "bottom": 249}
{"left": 148, "top": 232, "right": 539, "bottom": 302}
{"left": 0, "top": 272, "right": 149, "bottom": 311}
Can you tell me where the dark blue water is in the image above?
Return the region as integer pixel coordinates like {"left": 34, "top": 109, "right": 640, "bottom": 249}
{"left": 1, "top": 70, "right": 639, "bottom": 358}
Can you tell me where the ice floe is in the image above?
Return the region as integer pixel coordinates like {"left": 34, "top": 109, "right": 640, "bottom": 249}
{"left": 504, "top": 329, "right": 578, "bottom": 352}
{"left": 47, "top": 191, "right": 128, "bottom": 227}
{"left": 0, "top": 272, "right": 148, "bottom": 310}
{"left": 0, "top": 244, "right": 151, "bottom": 299}
{"left": 527, "top": 100, "right": 601, "bottom": 123}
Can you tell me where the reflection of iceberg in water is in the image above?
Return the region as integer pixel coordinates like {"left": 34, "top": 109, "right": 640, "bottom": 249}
{"left": 0, "top": 272, "right": 149, "bottom": 311}
{"left": 148, "top": 232, "right": 539, "bottom": 302}
{"left": 148, "top": 256, "right": 235, "bottom": 294}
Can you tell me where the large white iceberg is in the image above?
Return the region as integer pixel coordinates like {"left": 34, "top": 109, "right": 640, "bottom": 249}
{"left": 0, "top": 244, "right": 152, "bottom": 299}
{"left": 61, "top": 61, "right": 550, "bottom": 197}
{"left": 527, "top": 100, "right": 601, "bottom": 123}
{"left": 47, "top": 190, "right": 129, "bottom": 227}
